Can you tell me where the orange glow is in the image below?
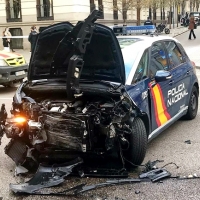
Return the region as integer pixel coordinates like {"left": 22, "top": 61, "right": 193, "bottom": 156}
{"left": 13, "top": 117, "right": 27, "bottom": 123}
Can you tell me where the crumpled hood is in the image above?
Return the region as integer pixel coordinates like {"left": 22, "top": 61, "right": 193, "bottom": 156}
{"left": 28, "top": 10, "right": 125, "bottom": 90}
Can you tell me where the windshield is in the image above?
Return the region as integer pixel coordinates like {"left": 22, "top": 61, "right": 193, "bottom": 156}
{"left": 117, "top": 38, "right": 142, "bottom": 79}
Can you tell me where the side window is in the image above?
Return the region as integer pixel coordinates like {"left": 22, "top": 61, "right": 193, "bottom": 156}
{"left": 164, "top": 41, "right": 184, "bottom": 69}
{"left": 177, "top": 43, "right": 188, "bottom": 59}
{"left": 131, "top": 49, "right": 149, "bottom": 84}
{"left": 150, "top": 42, "right": 168, "bottom": 78}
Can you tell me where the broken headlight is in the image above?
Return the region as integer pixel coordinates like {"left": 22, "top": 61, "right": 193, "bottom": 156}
{"left": 5, "top": 116, "right": 27, "bottom": 138}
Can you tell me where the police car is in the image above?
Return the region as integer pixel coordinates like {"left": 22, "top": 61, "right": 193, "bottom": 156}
{"left": 119, "top": 35, "right": 198, "bottom": 142}
{"left": 0, "top": 11, "right": 198, "bottom": 172}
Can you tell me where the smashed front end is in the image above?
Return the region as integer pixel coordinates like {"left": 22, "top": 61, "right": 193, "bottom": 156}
{"left": 0, "top": 10, "right": 140, "bottom": 175}
{"left": 0, "top": 84, "right": 135, "bottom": 167}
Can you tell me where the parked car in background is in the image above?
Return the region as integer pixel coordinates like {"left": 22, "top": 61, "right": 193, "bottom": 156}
{"left": 189, "top": 12, "right": 200, "bottom": 25}
{"left": 0, "top": 51, "right": 28, "bottom": 87}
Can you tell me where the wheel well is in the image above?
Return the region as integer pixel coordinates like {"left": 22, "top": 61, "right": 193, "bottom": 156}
{"left": 140, "top": 114, "right": 150, "bottom": 137}
{"left": 194, "top": 82, "right": 199, "bottom": 95}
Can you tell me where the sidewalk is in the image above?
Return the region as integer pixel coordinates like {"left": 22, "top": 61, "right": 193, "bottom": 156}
{"left": 160, "top": 25, "right": 188, "bottom": 38}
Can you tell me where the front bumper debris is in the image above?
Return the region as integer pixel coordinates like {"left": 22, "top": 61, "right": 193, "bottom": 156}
{"left": 10, "top": 157, "right": 83, "bottom": 194}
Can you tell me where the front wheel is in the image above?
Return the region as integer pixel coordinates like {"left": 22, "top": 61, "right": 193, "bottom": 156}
{"left": 2, "top": 82, "right": 15, "bottom": 87}
{"left": 156, "top": 27, "right": 161, "bottom": 33}
{"left": 123, "top": 117, "right": 147, "bottom": 166}
{"left": 165, "top": 28, "right": 170, "bottom": 34}
{"left": 184, "top": 86, "right": 198, "bottom": 120}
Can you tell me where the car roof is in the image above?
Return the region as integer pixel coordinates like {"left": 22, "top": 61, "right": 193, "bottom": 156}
{"left": 117, "top": 35, "right": 179, "bottom": 50}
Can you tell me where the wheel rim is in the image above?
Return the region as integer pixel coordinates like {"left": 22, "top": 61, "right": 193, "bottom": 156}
{"left": 165, "top": 29, "right": 170, "bottom": 34}
{"left": 191, "top": 92, "right": 197, "bottom": 111}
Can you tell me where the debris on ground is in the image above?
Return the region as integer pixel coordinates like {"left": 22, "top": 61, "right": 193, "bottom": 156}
{"left": 14, "top": 165, "right": 28, "bottom": 176}
{"left": 185, "top": 140, "right": 191, "bottom": 144}
{"left": 135, "top": 190, "right": 140, "bottom": 194}
{"left": 10, "top": 157, "right": 83, "bottom": 194}
{"left": 9, "top": 159, "right": 197, "bottom": 196}
{"left": 139, "top": 168, "right": 171, "bottom": 182}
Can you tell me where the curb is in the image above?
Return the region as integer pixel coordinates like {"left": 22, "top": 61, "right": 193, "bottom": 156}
{"left": 173, "top": 29, "right": 189, "bottom": 37}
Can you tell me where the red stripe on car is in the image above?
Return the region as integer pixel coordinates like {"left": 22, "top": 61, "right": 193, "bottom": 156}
{"left": 149, "top": 83, "right": 161, "bottom": 127}
{"left": 0, "top": 53, "right": 10, "bottom": 58}
{"left": 157, "top": 84, "right": 171, "bottom": 120}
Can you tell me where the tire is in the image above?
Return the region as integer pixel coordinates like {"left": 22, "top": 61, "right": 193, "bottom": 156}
{"left": 2, "top": 82, "right": 14, "bottom": 87}
{"left": 165, "top": 28, "right": 170, "bottom": 34}
{"left": 124, "top": 117, "right": 147, "bottom": 166}
{"left": 184, "top": 86, "right": 198, "bottom": 120}
{"left": 3, "top": 80, "right": 22, "bottom": 88}
{"left": 156, "top": 27, "right": 161, "bottom": 33}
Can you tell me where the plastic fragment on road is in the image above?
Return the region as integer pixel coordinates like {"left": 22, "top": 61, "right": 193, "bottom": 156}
{"left": 14, "top": 165, "right": 28, "bottom": 176}
{"left": 139, "top": 168, "right": 171, "bottom": 182}
{"left": 185, "top": 140, "right": 191, "bottom": 144}
{"left": 10, "top": 157, "right": 83, "bottom": 194}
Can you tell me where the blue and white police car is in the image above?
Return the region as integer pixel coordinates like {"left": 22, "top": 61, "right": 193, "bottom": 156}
{"left": 0, "top": 11, "right": 198, "bottom": 170}
{"left": 119, "top": 35, "right": 198, "bottom": 139}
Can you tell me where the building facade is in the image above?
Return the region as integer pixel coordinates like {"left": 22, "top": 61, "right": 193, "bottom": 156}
{"left": 0, "top": 0, "right": 192, "bottom": 50}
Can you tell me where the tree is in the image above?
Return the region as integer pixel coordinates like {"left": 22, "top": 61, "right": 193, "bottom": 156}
{"left": 112, "top": 0, "right": 187, "bottom": 27}
{"left": 181, "top": 0, "right": 186, "bottom": 15}
{"left": 113, "top": 0, "right": 135, "bottom": 24}
{"left": 113, "top": 0, "right": 149, "bottom": 25}
{"left": 196, "top": 0, "right": 200, "bottom": 11}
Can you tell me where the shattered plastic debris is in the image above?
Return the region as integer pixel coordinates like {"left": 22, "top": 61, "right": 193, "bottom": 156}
{"left": 10, "top": 157, "right": 83, "bottom": 194}
{"left": 135, "top": 190, "right": 140, "bottom": 194}
{"left": 143, "top": 160, "right": 164, "bottom": 173}
{"left": 115, "top": 197, "right": 127, "bottom": 200}
{"left": 177, "top": 174, "right": 200, "bottom": 180}
{"left": 77, "top": 167, "right": 128, "bottom": 178}
{"left": 9, "top": 159, "right": 172, "bottom": 196}
{"left": 10, "top": 178, "right": 142, "bottom": 196}
{"left": 185, "top": 140, "right": 191, "bottom": 144}
{"left": 74, "top": 178, "right": 141, "bottom": 195}
{"left": 14, "top": 165, "right": 28, "bottom": 176}
{"left": 139, "top": 168, "right": 171, "bottom": 182}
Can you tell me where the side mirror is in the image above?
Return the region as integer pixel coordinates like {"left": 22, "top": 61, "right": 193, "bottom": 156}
{"left": 155, "top": 70, "right": 172, "bottom": 82}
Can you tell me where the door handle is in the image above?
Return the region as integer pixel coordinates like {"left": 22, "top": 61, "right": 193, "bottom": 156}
{"left": 169, "top": 80, "right": 174, "bottom": 85}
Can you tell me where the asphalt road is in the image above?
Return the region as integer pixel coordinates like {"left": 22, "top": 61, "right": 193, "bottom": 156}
{"left": 1, "top": 29, "right": 200, "bottom": 200}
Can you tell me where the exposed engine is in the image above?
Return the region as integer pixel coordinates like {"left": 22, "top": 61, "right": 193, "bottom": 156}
{"left": 1, "top": 93, "right": 134, "bottom": 166}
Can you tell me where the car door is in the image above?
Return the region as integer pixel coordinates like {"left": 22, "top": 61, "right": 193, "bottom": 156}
{"left": 164, "top": 40, "right": 191, "bottom": 117}
{"left": 148, "top": 41, "right": 172, "bottom": 132}
{"left": 126, "top": 48, "right": 151, "bottom": 126}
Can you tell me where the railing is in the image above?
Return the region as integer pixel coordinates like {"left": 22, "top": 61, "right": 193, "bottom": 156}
{"left": 36, "top": 4, "right": 54, "bottom": 21}
{"left": 6, "top": 5, "right": 22, "bottom": 22}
